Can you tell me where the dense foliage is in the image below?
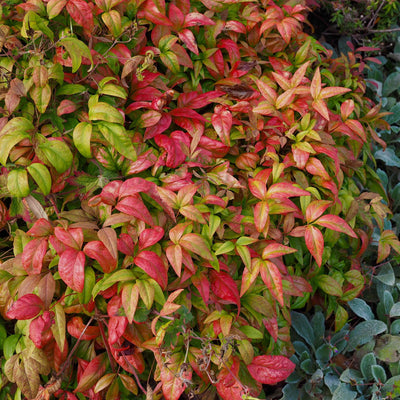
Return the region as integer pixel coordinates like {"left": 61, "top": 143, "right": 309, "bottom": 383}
{"left": 0, "top": 0, "right": 399, "bottom": 399}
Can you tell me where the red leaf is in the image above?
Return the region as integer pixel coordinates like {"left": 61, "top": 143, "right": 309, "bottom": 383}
{"left": 59, "top": 248, "right": 86, "bottom": 292}
{"left": 266, "top": 182, "right": 310, "bottom": 199}
{"left": 67, "top": 316, "right": 100, "bottom": 341}
{"left": 216, "top": 358, "right": 242, "bottom": 400}
{"left": 305, "top": 200, "right": 331, "bottom": 223}
{"left": 254, "top": 200, "right": 269, "bottom": 233}
{"left": 97, "top": 227, "right": 118, "bottom": 261}
{"left": 29, "top": 311, "right": 54, "bottom": 348}
{"left": 22, "top": 238, "right": 48, "bottom": 275}
{"left": 166, "top": 244, "right": 183, "bottom": 277}
{"left": 247, "top": 355, "right": 295, "bottom": 385}
{"left": 211, "top": 105, "right": 232, "bottom": 146}
{"left": 168, "top": 3, "right": 184, "bottom": 28}
{"left": 263, "top": 317, "right": 278, "bottom": 342}
{"left": 108, "top": 315, "right": 128, "bottom": 345}
{"left": 262, "top": 242, "right": 297, "bottom": 259}
{"left": 305, "top": 225, "right": 324, "bottom": 266}
{"left": 248, "top": 179, "right": 267, "bottom": 200}
{"left": 139, "top": 226, "right": 165, "bottom": 250}
{"left": 6, "top": 294, "right": 44, "bottom": 320}
{"left": 180, "top": 233, "right": 213, "bottom": 261}
{"left": 84, "top": 241, "right": 117, "bottom": 274}
{"left": 177, "top": 91, "right": 223, "bottom": 109}
{"left": 117, "top": 233, "right": 135, "bottom": 256}
{"left": 160, "top": 354, "right": 192, "bottom": 400}
{"left": 66, "top": 0, "right": 94, "bottom": 32}
{"left": 210, "top": 270, "right": 240, "bottom": 311}
{"left": 259, "top": 260, "right": 284, "bottom": 306}
{"left": 57, "top": 99, "right": 78, "bottom": 116}
{"left": 305, "top": 157, "right": 330, "bottom": 180}
{"left": 134, "top": 251, "right": 168, "bottom": 289}
{"left": 27, "top": 218, "right": 54, "bottom": 237}
{"left": 116, "top": 195, "right": 154, "bottom": 226}
{"left": 54, "top": 227, "right": 84, "bottom": 250}
{"left": 75, "top": 353, "right": 108, "bottom": 393}
{"left": 315, "top": 215, "right": 357, "bottom": 238}
{"left": 178, "top": 29, "right": 198, "bottom": 55}
{"left": 191, "top": 272, "right": 210, "bottom": 304}
{"left": 184, "top": 12, "right": 214, "bottom": 27}
{"left": 154, "top": 132, "right": 188, "bottom": 168}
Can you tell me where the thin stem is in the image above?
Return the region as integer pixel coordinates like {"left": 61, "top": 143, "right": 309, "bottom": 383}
{"left": 58, "top": 316, "right": 94, "bottom": 377}
{"left": 121, "top": 353, "right": 148, "bottom": 395}
{"left": 97, "top": 317, "right": 118, "bottom": 373}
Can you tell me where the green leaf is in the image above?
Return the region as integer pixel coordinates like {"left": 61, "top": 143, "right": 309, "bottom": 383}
{"left": 7, "top": 169, "right": 30, "bottom": 198}
{"left": 382, "top": 72, "right": 400, "bottom": 96}
{"left": 374, "top": 148, "right": 400, "bottom": 168}
{"left": 30, "top": 84, "right": 51, "bottom": 114}
{"left": 51, "top": 303, "right": 66, "bottom": 352}
{"left": 371, "top": 365, "right": 387, "bottom": 383}
{"left": 375, "top": 334, "right": 400, "bottom": 363}
{"left": 0, "top": 117, "right": 32, "bottom": 165}
{"left": 73, "top": 122, "right": 93, "bottom": 158}
{"left": 22, "top": 11, "right": 54, "bottom": 40}
{"left": 38, "top": 140, "right": 73, "bottom": 173}
{"left": 79, "top": 267, "right": 96, "bottom": 305}
{"left": 99, "top": 84, "right": 127, "bottom": 99}
{"left": 360, "top": 353, "right": 376, "bottom": 381}
{"left": 238, "top": 325, "right": 263, "bottom": 340}
{"left": 160, "top": 51, "right": 180, "bottom": 73}
{"left": 348, "top": 298, "right": 374, "bottom": 321}
{"left": 3, "top": 334, "right": 20, "bottom": 359}
{"left": 136, "top": 280, "right": 154, "bottom": 310}
{"left": 375, "top": 263, "right": 395, "bottom": 286}
{"left": 346, "top": 320, "right": 387, "bottom": 351}
{"left": 58, "top": 37, "right": 93, "bottom": 73}
{"left": 92, "top": 269, "right": 135, "bottom": 298}
{"left": 291, "top": 311, "right": 315, "bottom": 349}
{"left": 214, "top": 241, "right": 235, "bottom": 255}
{"left": 97, "top": 121, "right": 137, "bottom": 161}
{"left": 27, "top": 163, "right": 51, "bottom": 195}
{"left": 332, "top": 383, "right": 357, "bottom": 400}
{"left": 382, "top": 375, "right": 400, "bottom": 397}
{"left": 315, "top": 275, "right": 343, "bottom": 297}
{"left": 89, "top": 102, "right": 124, "bottom": 124}
{"left": 56, "top": 84, "right": 86, "bottom": 95}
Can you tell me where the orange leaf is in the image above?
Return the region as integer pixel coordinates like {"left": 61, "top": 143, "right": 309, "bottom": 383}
{"left": 305, "top": 225, "right": 324, "bottom": 266}
{"left": 315, "top": 215, "right": 357, "bottom": 238}
{"left": 259, "top": 260, "right": 284, "bottom": 306}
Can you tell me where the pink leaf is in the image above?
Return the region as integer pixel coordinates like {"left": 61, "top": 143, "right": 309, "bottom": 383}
{"left": 134, "top": 251, "right": 168, "bottom": 289}
{"left": 29, "top": 311, "right": 54, "bottom": 348}
{"left": 84, "top": 241, "right": 117, "bottom": 274}
{"left": 210, "top": 270, "right": 240, "bottom": 311}
{"left": 54, "top": 227, "right": 83, "bottom": 250}
{"left": 211, "top": 105, "right": 232, "bottom": 146}
{"left": 66, "top": 0, "right": 94, "bottom": 32}
{"left": 315, "top": 215, "right": 357, "bottom": 238}
{"left": 6, "top": 294, "right": 44, "bottom": 320}
{"left": 248, "top": 355, "right": 295, "bottom": 384}
{"left": 266, "top": 182, "right": 310, "bottom": 199}
{"left": 262, "top": 242, "right": 297, "bottom": 259}
{"left": 27, "top": 218, "right": 54, "bottom": 237}
{"left": 59, "top": 248, "right": 86, "bottom": 292}
{"left": 22, "top": 238, "right": 48, "bottom": 275}
{"left": 139, "top": 226, "right": 165, "bottom": 250}
{"left": 115, "top": 195, "right": 154, "bottom": 226}
{"left": 305, "top": 225, "right": 324, "bottom": 267}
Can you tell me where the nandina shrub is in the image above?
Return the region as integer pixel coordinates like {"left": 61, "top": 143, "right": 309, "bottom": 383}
{"left": 0, "top": 0, "right": 399, "bottom": 399}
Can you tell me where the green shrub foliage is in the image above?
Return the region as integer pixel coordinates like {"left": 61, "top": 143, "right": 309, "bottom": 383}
{"left": 0, "top": 0, "right": 398, "bottom": 399}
